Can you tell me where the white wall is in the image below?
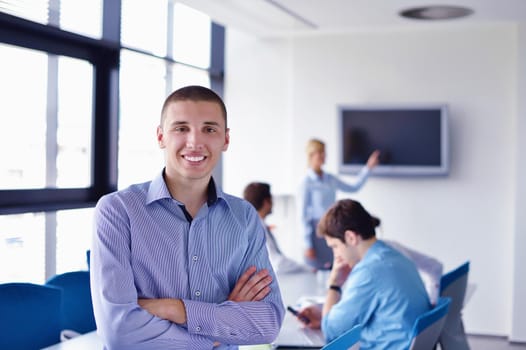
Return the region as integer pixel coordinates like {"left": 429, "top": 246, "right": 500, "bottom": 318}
{"left": 223, "top": 24, "right": 523, "bottom": 337}
{"left": 223, "top": 30, "right": 294, "bottom": 196}
{"left": 511, "top": 22, "right": 526, "bottom": 342}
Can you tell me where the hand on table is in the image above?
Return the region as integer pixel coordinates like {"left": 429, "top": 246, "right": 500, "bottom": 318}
{"left": 297, "top": 304, "right": 322, "bottom": 329}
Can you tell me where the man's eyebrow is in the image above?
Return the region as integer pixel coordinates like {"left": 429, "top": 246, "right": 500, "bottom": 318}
{"left": 168, "top": 120, "right": 222, "bottom": 127}
{"left": 170, "top": 120, "right": 188, "bottom": 126}
{"left": 203, "top": 121, "right": 221, "bottom": 126}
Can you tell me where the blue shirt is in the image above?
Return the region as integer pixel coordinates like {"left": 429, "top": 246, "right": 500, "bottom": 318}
{"left": 321, "top": 240, "right": 430, "bottom": 350}
{"left": 299, "top": 167, "right": 370, "bottom": 247}
{"left": 90, "top": 171, "right": 285, "bottom": 350}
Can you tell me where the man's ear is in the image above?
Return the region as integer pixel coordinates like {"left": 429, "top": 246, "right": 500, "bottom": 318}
{"left": 157, "top": 126, "right": 165, "bottom": 148}
{"left": 344, "top": 230, "right": 359, "bottom": 246}
{"left": 222, "top": 128, "right": 230, "bottom": 151}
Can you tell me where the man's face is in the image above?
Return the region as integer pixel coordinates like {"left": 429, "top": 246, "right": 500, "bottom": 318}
{"left": 157, "top": 100, "right": 229, "bottom": 183}
{"left": 325, "top": 231, "right": 359, "bottom": 267}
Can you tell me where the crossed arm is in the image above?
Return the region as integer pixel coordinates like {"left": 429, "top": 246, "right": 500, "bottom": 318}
{"left": 138, "top": 266, "right": 273, "bottom": 324}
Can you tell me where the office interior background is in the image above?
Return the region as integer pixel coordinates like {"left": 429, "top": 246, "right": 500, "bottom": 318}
{"left": 1, "top": 0, "right": 525, "bottom": 344}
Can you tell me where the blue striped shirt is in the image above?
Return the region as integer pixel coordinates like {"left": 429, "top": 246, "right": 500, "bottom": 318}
{"left": 90, "top": 171, "right": 285, "bottom": 349}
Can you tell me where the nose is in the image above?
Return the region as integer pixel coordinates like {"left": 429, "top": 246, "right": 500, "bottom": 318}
{"left": 185, "top": 130, "right": 203, "bottom": 149}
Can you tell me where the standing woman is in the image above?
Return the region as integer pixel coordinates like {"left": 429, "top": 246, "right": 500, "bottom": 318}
{"left": 299, "top": 139, "right": 380, "bottom": 270}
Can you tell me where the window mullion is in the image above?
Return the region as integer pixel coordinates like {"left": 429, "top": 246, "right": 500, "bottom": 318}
{"left": 165, "top": 0, "right": 174, "bottom": 95}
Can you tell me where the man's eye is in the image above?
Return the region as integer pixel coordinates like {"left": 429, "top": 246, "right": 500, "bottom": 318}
{"left": 174, "top": 127, "right": 188, "bottom": 132}
{"left": 205, "top": 127, "right": 217, "bottom": 133}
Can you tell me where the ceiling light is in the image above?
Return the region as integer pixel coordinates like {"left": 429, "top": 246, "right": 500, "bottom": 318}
{"left": 399, "top": 5, "right": 473, "bottom": 20}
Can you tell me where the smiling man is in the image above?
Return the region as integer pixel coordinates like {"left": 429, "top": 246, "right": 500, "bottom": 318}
{"left": 90, "top": 85, "right": 284, "bottom": 349}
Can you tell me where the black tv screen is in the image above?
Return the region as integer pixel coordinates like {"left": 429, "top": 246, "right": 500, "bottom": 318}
{"left": 338, "top": 105, "right": 449, "bottom": 176}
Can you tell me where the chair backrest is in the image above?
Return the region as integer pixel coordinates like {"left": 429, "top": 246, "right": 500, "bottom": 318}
{"left": 0, "top": 282, "right": 62, "bottom": 349}
{"left": 409, "top": 297, "right": 451, "bottom": 350}
{"left": 438, "top": 261, "right": 470, "bottom": 350}
{"left": 46, "top": 270, "right": 97, "bottom": 334}
{"left": 321, "top": 324, "right": 362, "bottom": 350}
{"left": 440, "top": 261, "right": 469, "bottom": 316}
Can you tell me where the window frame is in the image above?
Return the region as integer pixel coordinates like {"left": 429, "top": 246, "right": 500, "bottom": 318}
{"left": 0, "top": 6, "right": 225, "bottom": 215}
{"left": 0, "top": 11, "right": 119, "bottom": 214}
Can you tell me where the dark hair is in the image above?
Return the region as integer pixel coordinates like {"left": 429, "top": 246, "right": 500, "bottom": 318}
{"left": 317, "top": 199, "right": 377, "bottom": 242}
{"left": 371, "top": 215, "right": 381, "bottom": 228}
{"left": 243, "top": 182, "right": 271, "bottom": 211}
{"left": 160, "top": 85, "right": 227, "bottom": 128}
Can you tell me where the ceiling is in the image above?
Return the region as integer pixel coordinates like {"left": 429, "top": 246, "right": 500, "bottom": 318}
{"left": 179, "top": 0, "right": 526, "bottom": 37}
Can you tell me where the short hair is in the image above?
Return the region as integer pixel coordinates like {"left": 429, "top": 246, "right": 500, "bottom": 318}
{"left": 160, "top": 85, "right": 227, "bottom": 128}
{"left": 317, "top": 199, "right": 377, "bottom": 242}
{"left": 306, "top": 138, "right": 325, "bottom": 157}
{"left": 243, "top": 182, "right": 271, "bottom": 211}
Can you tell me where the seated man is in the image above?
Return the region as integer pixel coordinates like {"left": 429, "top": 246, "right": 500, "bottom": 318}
{"left": 296, "top": 199, "right": 430, "bottom": 349}
{"left": 384, "top": 239, "right": 443, "bottom": 305}
{"left": 243, "top": 182, "right": 312, "bottom": 274}
{"left": 362, "top": 215, "right": 443, "bottom": 304}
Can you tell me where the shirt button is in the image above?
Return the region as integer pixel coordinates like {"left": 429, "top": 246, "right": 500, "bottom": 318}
{"left": 196, "top": 326, "right": 201, "bottom": 332}
{"left": 192, "top": 255, "right": 198, "bottom": 261}
{"left": 195, "top": 290, "right": 201, "bottom": 297}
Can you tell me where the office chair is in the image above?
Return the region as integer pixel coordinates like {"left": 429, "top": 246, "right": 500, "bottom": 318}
{"left": 409, "top": 297, "right": 451, "bottom": 350}
{"left": 46, "top": 270, "right": 97, "bottom": 334}
{"left": 0, "top": 282, "right": 62, "bottom": 349}
{"left": 321, "top": 324, "right": 362, "bottom": 350}
{"left": 438, "top": 261, "right": 470, "bottom": 350}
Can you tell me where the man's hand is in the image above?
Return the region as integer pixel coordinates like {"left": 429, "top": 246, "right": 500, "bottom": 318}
{"left": 304, "top": 248, "right": 316, "bottom": 260}
{"left": 297, "top": 305, "right": 322, "bottom": 329}
{"left": 327, "top": 256, "right": 352, "bottom": 287}
{"left": 228, "top": 266, "right": 272, "bottom": 302}
{"left": 138, "top": 298, "right": 187, "bottom": 324}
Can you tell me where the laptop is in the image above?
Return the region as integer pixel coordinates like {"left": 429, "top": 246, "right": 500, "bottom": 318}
{"left": 272, "top": 312, "right": 326, "bottom": 349}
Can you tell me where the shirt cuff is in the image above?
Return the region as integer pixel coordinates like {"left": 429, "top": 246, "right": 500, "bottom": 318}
{"left": 182, "top": 299, "right": 215, "bottom": 347}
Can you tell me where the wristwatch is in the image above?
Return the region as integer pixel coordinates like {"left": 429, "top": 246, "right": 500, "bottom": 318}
{"left": 329, "top": 285, "right": 342, "bottom": 294}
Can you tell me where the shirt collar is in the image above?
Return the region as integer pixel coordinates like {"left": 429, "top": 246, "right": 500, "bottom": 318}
{"left": 146, "top": 168, "right": 221, "bottom": 206}
{"left": 307, "top": 168, "right": 325, "bottom": 181}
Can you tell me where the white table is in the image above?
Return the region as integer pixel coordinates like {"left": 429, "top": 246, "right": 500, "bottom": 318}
{"left": 42, "top": 271, "right": 325, "bottom": 349}
{"left": 42, "top": 331, "right": 102, "bottom": 349}
{"left": 277, "top": 270, "right": 327, "bottom": 304}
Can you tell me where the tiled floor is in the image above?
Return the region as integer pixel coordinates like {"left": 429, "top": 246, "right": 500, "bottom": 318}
{"left": 468, "top": 335, "right": 526, "bottom": 350}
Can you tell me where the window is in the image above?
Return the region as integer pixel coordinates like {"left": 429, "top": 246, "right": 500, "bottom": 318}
{"left": 0, "top": 1, "right": 224, "bottom": 283}
{"left": 118, "top": 50, "right": 166, "bottom": 188}
{"left": 172, "top": 2, "right": 211, "bottom": 69}
{"left": 0, "top": 212, "right": 46, "bottom": 283}
{"left": 0, "top": 44, "right": 48, "bottom": 189}
{"left": 0, "top": 46, "right": 94, "bottom": 190}
{"left": 118, "top": 1, "right": 213, "bottom": 188}
{"left": 121, "top": 0, "right": 167, "bottom": 56}
{"left": 56, "top": 208, "right": 93, "bottom": 274}
{"left": 1, "top": 0, "right": 103, "bottom": 38}
{"left": 56, "top": 56, "right": 93, "bottom": 188}
{"left": 59, "top": 0, "right": 103, "bottom": 39}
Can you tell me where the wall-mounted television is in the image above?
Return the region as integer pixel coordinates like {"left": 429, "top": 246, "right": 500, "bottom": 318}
{"left": 338, "top": 104, "right": 449, "bottom": 176}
